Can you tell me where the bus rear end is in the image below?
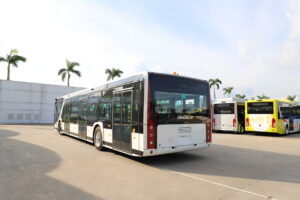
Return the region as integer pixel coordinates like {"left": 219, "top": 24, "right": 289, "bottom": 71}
{"left": 144, "top": 73, "right": 211, "bottom": 156}
{"left": 213, "top": 103, "right": 237, "bottom": 132}
{"left": 245, "top": 100, "right": 278, "bottom": 133}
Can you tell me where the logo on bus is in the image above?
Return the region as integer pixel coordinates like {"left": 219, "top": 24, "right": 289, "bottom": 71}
{"left": 177, "top": 115, "right": 194, "bottom": 119}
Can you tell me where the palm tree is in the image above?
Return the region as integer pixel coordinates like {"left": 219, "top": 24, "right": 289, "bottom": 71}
{"left": 223, "top": 87, "right": 234, "bottom": 97}
{"left": 257, "top": 94, "right": 269, "bottom": 100}
{"left": 235, "top": 94, "right": 246, "bottom": 99}
{"left": 208, "top": 78, "right": 222, "bottom": 99}
{"left": 105, "top": 68, "right": 123, "bottom": 81}
{"left": 0, "top": 49, "right": 26, "bottom": 80}
{"left": 287, "top": 95, "right": 296, "bottom": 101}
{"left": 58, "top": 59, "right": 81, "bottom": 87}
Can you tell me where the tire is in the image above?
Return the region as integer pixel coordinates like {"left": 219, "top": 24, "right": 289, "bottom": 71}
{"left": 285, "top": 126, "right": 289, "bottom": 135}
{"left": 94, "top": 127, "right": 103, "bottom": 151}
{"left": 239, "top": 125, "right": 244, "bottom": 134}
{"left": 58, "top": 122, "right": 63, "bottom": 135}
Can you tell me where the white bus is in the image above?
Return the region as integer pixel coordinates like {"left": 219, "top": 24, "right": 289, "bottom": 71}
{"left": 212, "top": 98, "right": 245, "bottom": 133}
{"left": 54, "top": 72, "right": 211, "bottom": 157}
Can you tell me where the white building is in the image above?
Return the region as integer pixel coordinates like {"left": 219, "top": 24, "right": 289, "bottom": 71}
{"left": 0, "top": 80, "right": 84, "bottom": 124}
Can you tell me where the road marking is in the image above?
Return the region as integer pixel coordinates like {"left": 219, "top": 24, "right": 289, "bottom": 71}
{"left": 153, "top": 165, "right": 277, "bottom": 200}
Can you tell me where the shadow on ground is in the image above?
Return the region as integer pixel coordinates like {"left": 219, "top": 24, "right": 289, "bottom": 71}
{"left": 132, "top": 144, "right": 300, "bottom": 184}
{"left": 0, "top": 128, "right": 102, "bottom": 200}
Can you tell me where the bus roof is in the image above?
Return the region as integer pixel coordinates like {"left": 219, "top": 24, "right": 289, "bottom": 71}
{"left": 246, "top": 99, "right": 294, "bottom": 104}
{"left": 56, "top": 71, "right": 208, "bottom": 100}
{"left": 213, "top": 98, "right": 245, "bottom": 104}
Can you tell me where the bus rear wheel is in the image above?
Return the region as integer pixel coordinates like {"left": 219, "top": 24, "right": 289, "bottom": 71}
{"left": 94, "top": 127, "right": 103, "bottom": 151}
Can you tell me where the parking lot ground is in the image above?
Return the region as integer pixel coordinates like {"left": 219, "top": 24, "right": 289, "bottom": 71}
{"left": 1, "top": 125, "right": 300, "bottom": 200}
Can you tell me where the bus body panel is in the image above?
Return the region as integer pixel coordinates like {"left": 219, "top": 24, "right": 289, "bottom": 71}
{"left": 103, "top": 128, "right": 113, "bottom": 144}
{"left": 157, "top": 124, "right": 205, "bottom": 148}
{"left": 214, "top": 113, "right": 237, "bottom": 132}
{"left": 247, "top": 114, "right": 274, "bottom": 132}
{"left": 143, "top": 143, "right": 209, "bottom": 157}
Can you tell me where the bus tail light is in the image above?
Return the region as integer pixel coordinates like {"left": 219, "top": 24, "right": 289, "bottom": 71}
{"left": 213, "top": 118, "right": 216, "bottom": 127}
{"left": 206, "top": 120, "right": 212, "bottom": 143}
{"left": 246, "top": 118, "right": 250, "bottom": 127}
{"left": 272, "top": 118, "right": 276, "bottom": 128}
{"left": 147, "top": 82, "right": 156, "bottom": 149}
{"left": 233, "top": 118, "right": 236, "bottom": 127}
{"left": 147, "top": 119, "right": 157, "bottom": 149}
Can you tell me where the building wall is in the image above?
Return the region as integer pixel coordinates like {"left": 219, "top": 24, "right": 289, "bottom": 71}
{"left": 0, "top": 80, "right": 84, "bottom": 124}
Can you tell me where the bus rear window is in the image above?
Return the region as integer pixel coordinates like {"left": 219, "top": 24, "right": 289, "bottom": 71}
{"left": 214, "top": 103, "right": 234, "bottom": 114}
{"left": 149, "top": 73, "right": 209, "bottom": 124}
{"left": 248, "top": 102, "right": 273, "bottom": 114}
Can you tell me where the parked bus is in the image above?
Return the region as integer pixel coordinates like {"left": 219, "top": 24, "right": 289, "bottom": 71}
{"left": 280, "top": 104, "right": 300, "bottom": 133}
{"left": 54, "top": 72, "right": 212, "bottom": 157}
{"left": 245, "top": 99, "right": 299, "bottom": 134}
{"left": 212, "top": 98, "right": 245, "bottom": 133}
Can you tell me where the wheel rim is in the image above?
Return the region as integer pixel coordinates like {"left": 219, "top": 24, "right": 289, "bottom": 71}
{"left": 95, "top": 131, "right": 101, "bottom": 147}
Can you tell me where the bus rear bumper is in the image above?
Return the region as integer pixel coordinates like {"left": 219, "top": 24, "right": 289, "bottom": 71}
{"left": 142, "top": 143, "right": 210, "bottom": 157}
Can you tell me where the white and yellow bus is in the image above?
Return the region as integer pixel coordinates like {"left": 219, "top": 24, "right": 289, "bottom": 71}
{"left": 245, "top": 99, "right": 299, "bottom": 134}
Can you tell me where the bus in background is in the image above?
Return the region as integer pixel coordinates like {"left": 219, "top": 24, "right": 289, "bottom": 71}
{"left": 245, "top": 99, "right": 298, "bottom": 134}
{"left": 280, "top": 104, "right": 300, "bottom": 133}
{"left": 212, "top": 98, "right": 245, "bottom": 133}
{"left": 54, "top": 72, "right": 211, "bottom": 157}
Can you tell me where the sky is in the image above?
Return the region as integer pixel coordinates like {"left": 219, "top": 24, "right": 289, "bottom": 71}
{"left": 0, "top": 0, "right": 299, "bottom": 99}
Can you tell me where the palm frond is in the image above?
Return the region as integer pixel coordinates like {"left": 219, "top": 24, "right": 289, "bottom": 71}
{"left": 9, "top": 55, "right": 26, "bottom": 65}
{"left": 69, "top": 62, "right": 80, "bottom": 70}
{"left": 61, "top": 72, "right": 66, "bottom": 81}
{"left": 105, "top": 68, "right": 112, "bottom": 74}
{"left": 107, "top": 74, "right": 112, "bottom": 81}
{"left": 73, "top": 70, "right": 81, "bottom": 77}
{"left": 58, "top": 68, "right": 67, "bottom": 75}
{"left": 0, "top": 57, "right": 7, "bottom": 62}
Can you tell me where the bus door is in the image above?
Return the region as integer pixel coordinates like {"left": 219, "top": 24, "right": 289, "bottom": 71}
{"left": 78, "top": 97, "right": 88, "bottom": 139}
{"left": 237, "top": 104, "right": 245, "bottom": 128}
{"left": 112, "top": 90, "right": 133, "bottom": 153}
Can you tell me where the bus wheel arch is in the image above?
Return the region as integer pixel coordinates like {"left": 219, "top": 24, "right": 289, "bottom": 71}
{"left": 93, "top": 126, "right": 103, "bottom": 151}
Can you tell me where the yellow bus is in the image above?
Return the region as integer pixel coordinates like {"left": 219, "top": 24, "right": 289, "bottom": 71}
{"left": 245, "top": 99, "right": 296, "bottom": 134}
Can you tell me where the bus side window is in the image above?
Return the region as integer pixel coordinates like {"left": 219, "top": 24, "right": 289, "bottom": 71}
{"left": 70, "top": 98, "right": 79, "bottom": 123}
{"left": 87, "top": 95, "right": 101, "bottom": 125}
{"left": 99, "top": 102, "right": 111, "bottom": 120}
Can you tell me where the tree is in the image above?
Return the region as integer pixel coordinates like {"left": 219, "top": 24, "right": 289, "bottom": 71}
{"left": 105, "top": 68, "right": 123, "bottom": 81}
{"left": 257, "top": 94, "right": 269, "bottom": 100}
{"left": 0, "top": 49, "right": 26, "bottom": 80}
{"left": 223, "top": 87, "right": 234, "bottom": 97}
{"left": 58, "top": 60, "right": 81, "bottom": 87}
{"left": 235, "top": 94, "right": 246, "bottom": 99}
{"left": 287, "top": 95, "right": 296, "bottom": 101}
{"left": 208, "top": 78, "right": 222, "bottom": 99}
